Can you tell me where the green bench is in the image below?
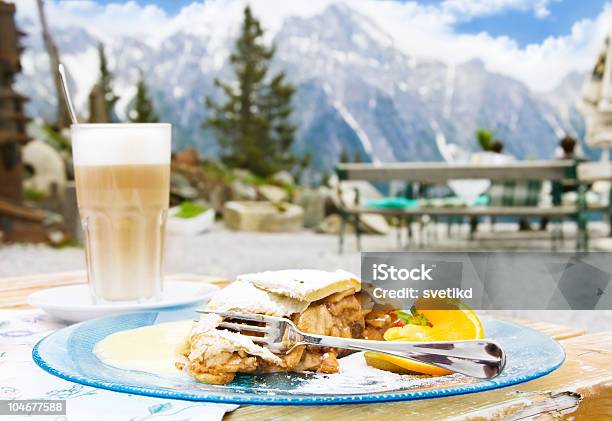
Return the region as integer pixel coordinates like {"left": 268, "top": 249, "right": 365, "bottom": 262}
{"left": 335, "top": 160, "right": 612, "bottom": 252}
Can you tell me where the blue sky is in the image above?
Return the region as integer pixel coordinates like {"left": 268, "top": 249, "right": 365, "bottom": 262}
{"left": 93, "top": 0, "right": 195, "bottom": 14}
{"left": 453, "top": 0, "right": 607, "bottom": 47}
{"left": 90, "top": 0, "right": 609, "bottom": 47}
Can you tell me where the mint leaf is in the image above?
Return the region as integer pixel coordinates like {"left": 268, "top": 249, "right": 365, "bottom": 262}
{"left": 395, "top": 306, "right": 430, "bottom": 327}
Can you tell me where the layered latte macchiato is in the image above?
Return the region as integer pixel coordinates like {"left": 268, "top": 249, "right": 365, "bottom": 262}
{"left": 71, "top": 124, "right": 171, "bottom": 302}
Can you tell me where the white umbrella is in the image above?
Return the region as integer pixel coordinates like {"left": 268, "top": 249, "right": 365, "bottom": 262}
{"left": 581, "top": 28, "right": 612, "bottom": 149}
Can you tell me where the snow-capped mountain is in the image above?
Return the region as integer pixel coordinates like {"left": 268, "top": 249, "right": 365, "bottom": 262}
{"left": 15, "top": 3, "right": 589, "bottom": 172}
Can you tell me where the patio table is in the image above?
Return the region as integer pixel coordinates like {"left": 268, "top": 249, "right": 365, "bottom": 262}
{"left": 1, "top": 271, "right": 611, "bottom": 420}
{"left": 335, "top": 160, "right": 612, "bottom": 252}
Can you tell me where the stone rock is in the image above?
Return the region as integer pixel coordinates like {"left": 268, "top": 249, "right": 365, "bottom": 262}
{"left": 360, "top": 214, "right": 391, "bottom": 235}
{"left": 328, "top": 179, "right": 384, "bottom": 211}
{"left": 322, "top": 180, "right": 391, "bottom": 235}
{"left": 174, "top": 148, "right": 200, "bottom": 166}
{"left": 22, "top": 139, "right": 67, "bottom": 196}
{"left": 257, "top": 184, "right": 288, "bottom": 203}
{"left": 233, "top": 168, "right": 254, "bottom": 180}
{"left": 230, "top": 180, "right": 258, "bottom": 201}
{"left": 170, "top": 173, "right": 199, "bottom": 200}
{"left": 208, "top": 184, "right": 231, "bottom": 212}
{"left": 317, "top": 214, "right": 352, "bottom": 234}
{"left": 316, "top": 213, "right": 390, "bottom": 235}
{"left": 224, "top": 201, "right": 303, "bottom": 232}
{"left": 271, "top": 170, "right": 294, "bottom": 186}
{"left": 296, "top": 187, "right": 331, "bottom": 228}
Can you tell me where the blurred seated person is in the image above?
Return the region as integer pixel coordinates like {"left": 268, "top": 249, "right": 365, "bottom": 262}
{"left": 491, "top": 139, "right": 503, "bottom": 154}
{"left": 559, "top": 135, "right": 577, "bottom": 159}
{"left": 489, "top": 139, "right": 515, "bottom": 164}
{"left": 558, "top": 135, "right": 587, "bottom": 192}
{"left": 556, "top": 135, "right": 586, "bottom": 162}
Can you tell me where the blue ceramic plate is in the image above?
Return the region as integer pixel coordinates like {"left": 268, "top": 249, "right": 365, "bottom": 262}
{"left": 33, "top": 310, "right": 565, "bottom": 405}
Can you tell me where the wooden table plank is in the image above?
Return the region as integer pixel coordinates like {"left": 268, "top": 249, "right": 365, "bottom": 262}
{"left": 486, "top": 317, "right": 586, "bottom": 341}
{"left": 336, "top": 160, "right": 575, "bottom": 183}
{"left": 0, "top": 271, "right": 228, "bottom": 309}
{"left": 346, "top": 205, "right": 589, "bottom": 217}
{"left": 1, "top": 273, "right": 609, "bottom": 420}
{"left": 227, "top": 332, "right": 612, "bottom": 420}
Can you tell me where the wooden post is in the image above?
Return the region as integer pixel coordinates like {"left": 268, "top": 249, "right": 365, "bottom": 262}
{"left": 577, "top": 183, "right": 588, "bottom": 251}
{"left": 608, "top": 183, "right": 612, "bottom": 237}
{"left": 88, "top": 83, "right": 109, "bottom": 123}
{"left": 0, "top": 2, "right": 62, "bottom": 243}
{"left": 0, "top": 1, "right": 30, "bottom": 203}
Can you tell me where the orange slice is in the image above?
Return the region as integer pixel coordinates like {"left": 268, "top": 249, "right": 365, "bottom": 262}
{"left": 364, "top": 298, "right": 484, "bottom": 376}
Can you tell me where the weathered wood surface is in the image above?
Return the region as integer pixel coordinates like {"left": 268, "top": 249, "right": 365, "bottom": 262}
{"left": 344, "top": 205, "right": 602, "bottom": 217}
{"left": 336, "top": 161, "right": 576, "bottom": 183}
{"left": 0, "top": 270, "right": 228, "bottom": 308}
{"left": 0, "top": 199, "right": 47, "bottom": 221}
{"left": 228, "top": 327, "right": 612, "bottom": 420}
{"left": 1, "top": 273, "right": 610, "bottom": 420}
{"left": 577, "top": 161, "right": 612, "bottom": 181}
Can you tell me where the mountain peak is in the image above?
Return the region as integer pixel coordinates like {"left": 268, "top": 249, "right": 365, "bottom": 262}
{"left": 280, "top": 3, "right": 393, "bottom": 54}
{"left": 461, "top": 58, "right": 486, "bottom": 70}
{"left": 15, "top": 1, "right": 586, "bottom": 170}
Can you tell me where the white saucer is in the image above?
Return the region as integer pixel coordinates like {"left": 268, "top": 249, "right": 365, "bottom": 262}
{"left": 28, "top": 281, "right": 219, "bottom": 323}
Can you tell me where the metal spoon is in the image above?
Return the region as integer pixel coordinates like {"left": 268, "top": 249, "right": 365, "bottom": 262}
{"left": 58, "top": 63, "right": 78, "bottom": 125}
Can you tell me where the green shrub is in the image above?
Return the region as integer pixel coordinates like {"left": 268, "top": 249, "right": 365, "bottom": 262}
{"left": 174, "top": 201, "right": 208, "bottom": 219}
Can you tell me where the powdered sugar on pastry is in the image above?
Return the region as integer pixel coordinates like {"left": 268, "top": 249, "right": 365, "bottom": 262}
{"left": 206, "top": 281, "right": 309, "bottom": 317}
{"left": 188, "top": 313, "right": 282, "bottom": 365}
{"left": 177, "top": 269, "right": 366, "bottom": 384}
{"left": 237, "top": 269, "right": 361, "bottom": 302}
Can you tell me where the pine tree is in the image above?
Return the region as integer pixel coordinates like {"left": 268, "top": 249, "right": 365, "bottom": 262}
{"left": 320, "top": 169, "right": 331, "bottom": 187}
{"left": 128, "top": 73, "right": 159, "bottom": 123}
{"left": 339, "top": 146, "right": 350, "bottom": 163}
{"left": 204, "top": 6, "right": 297, "bottom": 177}
{"left": 97, "top": 43, "right": 119, "bottom": 122}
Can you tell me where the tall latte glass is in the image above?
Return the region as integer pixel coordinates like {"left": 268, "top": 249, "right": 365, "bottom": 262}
{"left": 71, "top": 123, "right": 171, "bottom": 303}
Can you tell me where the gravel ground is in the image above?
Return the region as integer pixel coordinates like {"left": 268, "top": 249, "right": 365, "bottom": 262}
{"left": 0, "top": 225, "right": 370, "bottom": 279}
{"left": 1, "top": 223, "right": 610, "bottom": 332}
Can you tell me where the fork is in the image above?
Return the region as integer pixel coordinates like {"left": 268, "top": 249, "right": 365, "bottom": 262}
{"left": 196, "top": 310, "right": 506, "bottom": 379}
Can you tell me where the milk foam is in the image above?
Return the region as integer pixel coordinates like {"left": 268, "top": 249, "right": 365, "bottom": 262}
{"left": 71, "top": 123, "right": 171, "bottom": 166}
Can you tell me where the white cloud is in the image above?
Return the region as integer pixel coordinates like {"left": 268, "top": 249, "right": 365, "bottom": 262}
{"left": 14, "top": 0, "right": 172, "bottom": 44}
{"left": 12, "top": 0, "right": 612, "bottom": 92}
{"left": 355, "top": 0, "right": 612, "bottom": 91}
{"left": 440, "top": 0, "right": 559, "bottom": 21}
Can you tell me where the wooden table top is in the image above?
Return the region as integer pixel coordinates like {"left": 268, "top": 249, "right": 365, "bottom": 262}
{"left": 2, "top": 271, "right": 611, "bottom": 420}
{"left": 336, "top": 160, "right": 577, "bottom": 183}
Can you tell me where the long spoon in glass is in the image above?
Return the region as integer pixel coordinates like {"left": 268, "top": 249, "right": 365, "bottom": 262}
{"left": 58, "top": 63, "right": 78, "bottom": 125}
